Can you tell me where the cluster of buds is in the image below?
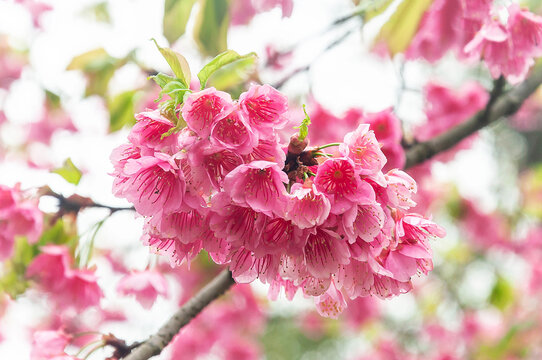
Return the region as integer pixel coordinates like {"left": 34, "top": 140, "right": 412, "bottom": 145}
{"left": 111, "top": 80, "right": 445, "bottom": 317}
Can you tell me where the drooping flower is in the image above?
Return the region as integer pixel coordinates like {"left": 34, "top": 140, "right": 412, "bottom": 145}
{"left": 223, "top": 161, "right": 288, "bottom": 216}
{"left": 341, "top": 202, "right": 385, "bottom": 243}
{"left": 128, "top": 110, "right": 177, "bottom": 153}
{"left": 314, "top": 282, "right": 347, "bottom": 319}
{"left": 119, "top": 152, "right": 186, "bottom": 216}
{"left": 303, "top": 228, "right": 350, "bottom": 279}
{"left": 209, "top": 192, "right": 267, "bottom": 250}
{"left": 30, "top": 330, "right": 75, "bottom": 360}
{"left": 26, "top": 245, "right": 102, "bottom": 310}
{"left": 385, "top": 169, "right": 417, "bottom": 210}
{"left": 117, "top": 270, "right": 169, "bottom": 309}
{"left": 287, "top": 183, "right": 331, "bottom": 229}
{"left": 188, "top": 140, "right": 244, "bottom": 190}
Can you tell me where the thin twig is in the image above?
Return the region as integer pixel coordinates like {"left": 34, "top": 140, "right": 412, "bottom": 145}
{"left": 272, "top": 28, "right": 356, "bottom": 90}
{"left": 42, "top": 187, "right": 134, "bottom": 214}
{"left": 404, "top": 66, "right": 542, "bottom": 169}
{"left": 122, "top": 269, "right": 235, "bottom": 360}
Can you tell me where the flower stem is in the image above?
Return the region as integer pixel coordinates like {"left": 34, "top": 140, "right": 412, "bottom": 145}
{"left": 316, "top": 142, "right": 341, "bottom": 150}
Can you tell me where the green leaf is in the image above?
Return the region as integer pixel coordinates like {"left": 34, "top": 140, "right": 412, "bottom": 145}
{"left": 149, "top": 72, "right": 177, "bottom": 88}
{"left": 374, "top": 0, "right": 434, "bottom": 55}
{"left": 198, "top": 50, "right": 257, "bottom": 89}
{"left": 163, "top": 0, "right": 197, "bottom": 44}
{"left": 294, "top": 105, "right": 311, "bottom": 141}
{"left": 0, "top": 237, "right": 33, "bottom": 297}
{"left": 45, "top": 90, "right": 61, "bottom": 109}
{"left": 66, "top": 48, "right": 122, "bottom": 97}
{"left": 81, "top": 1, "right": 111, "bottom": 23}
{"left": 152, "top": 38, "right": 191, "bottom": 87}
{"left": 108, "top": 90, "right": 138, "bottom": 132}
{"left": 489, "top": 275, "right": 515, "bottom": 310}
{"left": 52, "top": 158, "right": 82, "bottom": 185}
{"left": 206, "top": 56, "right": 258, "bottom": 94}
{"left": 193, "top": 0, "right": 229, "bottom": 57}
{"left": 67, "top": 48, "right": 112, "bottom": 71}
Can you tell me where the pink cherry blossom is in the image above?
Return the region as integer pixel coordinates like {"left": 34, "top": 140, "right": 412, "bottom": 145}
{"left": 314, "top": 157, "right": 375, "bottom": 214}
{"left": 209, "top": 192, "right": 267, "bottom": 250}
{"left": 223, "top": 161, "right": 288, "bottom": 216}
{"left": 314, "top": 282, "right": 347, "bottom": 319}
{"left": 187, "top": 140, "right": 244, "bottom": 190}
{"left": 303, "top": 228, "right": 350, "bottom": 279}
{"left": 287, "top": 183, "right": 331, "bottom": 229}
{"left": 395, "top": 212, "right": 446, "bottom": 244}
{"left": 119, "top": 152, "right": 186, "bottom": 216}
{"left": 464, "top": 6, "right": 542, "bottom": 83}
{"left": 117, "top": 270, "right": 169, "bottom": 309}
{"left": 30, "top": 330, "right": 74, "bottom": 360}
{"left": 210, "top": 107, "right": 258, "bottom": 155}
{"left": 340, "top": 124, "right": 387, "bottom": 176}
{"left": 182, "top": 87, "right": 233, "bottom": 138}
{"left": 26, "top": 245, "right": 102, "bottom": 310}
{"left": 341, "top": 203, "right": 385, "bottom": 243}
{"left": 243, "top": 136, "right": 286, "bottom": 167}
{"left": 239, "top": 84, "right": 288, "bottom": 135}
{"left": 385, "top": 169, "right": 417, "bottom": 210}
{"left": 128, "top": 110, "right": 178, "bottom": 153}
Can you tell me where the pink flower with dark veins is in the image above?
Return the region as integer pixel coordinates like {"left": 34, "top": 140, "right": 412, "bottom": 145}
{"left": 340, "top": 124, "right": 387, "bottom": 176}
{"left": 128, "top": 110, "right": 178, "bottom": 153}
{"left": 223, "top": 161, "right": 288, "bottom": 217}
{"left": 182, "top": 87, "right": 233, "bottom": 138}
{"left": 210, "top": 107, "right": 259, "bottom": 155}
{"left": 119, "top": 152, "right": 186, "bottom": 216}
{"left": 303, "top": 228, "right": 350, "bottom": 279}
{"left": 287, "top": 183, "right": 331, "bottom": 230}
{"left": 239, "top": 84, "right": 289, "bottom": 136}
{"left": 314, "top": 157, "right": 375, "bottom": 214}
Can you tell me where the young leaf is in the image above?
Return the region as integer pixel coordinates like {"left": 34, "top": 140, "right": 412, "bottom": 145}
{"left": 149, "top": 72, "right": 177, "bottom": 88}
{"left": 108, "top": 90, "right": 138, "bottom": 132}
{"left": 163, "top": 0, "right": 197, "bottom": 44}
{"left": 52, "top": 158, "right": 82, "bottom": 185}
{"left": 198, "top": 50, "right": 257, "bottom": 89}
{"left": 374, "top": 0, "right": 433, "bottom": 55}
{"left": 151, "top": 38, "right": 191, "bottom": 87}
{"left": 206, "top": 56, "right": 258, "bottom": 94}
{"left": 67, "top": 48, "right": 111, "bottom": 71}
{"left": 193, "top": 0, "right": 229, "bottom": 56}
{"left": 294, "top": 105, "right": 311, "bottom": 141}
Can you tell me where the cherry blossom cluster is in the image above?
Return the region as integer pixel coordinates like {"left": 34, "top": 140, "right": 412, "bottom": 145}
{"left": 111, "top": 84, "right": 445, "bottom": 317}
{"left": 407, "top": 1, "right": 542, "bottom": 84}
{"left": 0, "top": 184, "right": 42, "bottom": 260}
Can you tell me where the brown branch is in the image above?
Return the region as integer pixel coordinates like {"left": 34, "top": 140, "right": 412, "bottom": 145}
{"left": 122, "top": 269, "right": 235, "bottom": 360}
{"left": 404, "top": 66, "right": 542, "bottom": 169}
{"left": 41, "top": 186, "right": 134, "bottom": 214}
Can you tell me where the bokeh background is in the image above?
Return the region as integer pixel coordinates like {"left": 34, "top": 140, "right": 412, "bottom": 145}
{"left": 1, "top": 0, "right": 542, "bottom": 358}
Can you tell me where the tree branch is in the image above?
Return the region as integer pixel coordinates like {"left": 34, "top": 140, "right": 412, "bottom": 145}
{"left": 122, "top": 269, "right": 235, "bottom": 360}
{"left": 404, "top": 66, "right": 542, "bottom": 169}
{"left": 41, "top": 187, "right": 134, "bottom": 214}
